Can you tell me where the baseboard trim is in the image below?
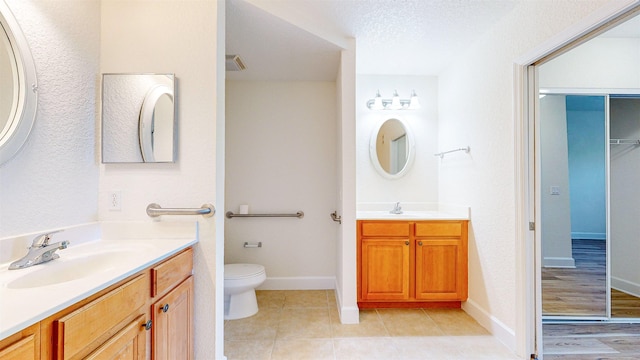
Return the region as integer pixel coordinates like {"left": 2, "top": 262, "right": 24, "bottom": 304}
{"left": 543, "top": 256, "right": 576, "bottom": 268}
{"left": 334, "top": 280, "right": 359, "bottom": 324}
{"left": 258, "top": 276, "right": 336, "bottom": 290}
{"left": 462, "top": 298, "right": 516, "bottom": 352}
{"left": 571, "top": 232, "right": 606, "bottom": 240}
{"left": 611, "top": 276, "right": 640, "bottom": 298}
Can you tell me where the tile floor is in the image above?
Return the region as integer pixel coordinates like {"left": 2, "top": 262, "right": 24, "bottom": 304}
{"left": 224, "top": 290, "right": 520, "bottom": 360}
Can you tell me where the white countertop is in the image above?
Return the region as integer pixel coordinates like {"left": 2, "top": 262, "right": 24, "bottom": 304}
{"left": 356, "top": 202, "right": 470, "bottom": 220}
{"left": 0, "top": 224, "right": 197, "bottom": 339}
{"left": 356, "top": 210, "right": 468, "bottom": 220}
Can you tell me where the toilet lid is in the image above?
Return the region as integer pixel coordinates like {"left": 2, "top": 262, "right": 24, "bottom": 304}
{"left": 225, "top": 263, "right": 265, "bottom": 279}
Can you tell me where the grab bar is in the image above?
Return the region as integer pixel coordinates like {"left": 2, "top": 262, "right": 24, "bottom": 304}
{"left": 225, "top": 211, "right": 304, "bottom": 219}
{"left": 146, "top": 203, "right": 215, "bottom": 218}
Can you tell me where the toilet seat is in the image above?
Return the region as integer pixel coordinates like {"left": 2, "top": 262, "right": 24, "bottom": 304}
{"left": 225, "top": 263, "right": 265, "bottom": 280}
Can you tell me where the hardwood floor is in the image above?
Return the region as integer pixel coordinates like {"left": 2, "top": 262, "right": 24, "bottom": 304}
{"left": 612, "top": 289, "right": 640, "bottom": 318}
{"left": 542, "top": 238, "right": 640, "bottom": 318}
{"left": 542, "top": 239, "right": 640, "bottom": 358}
{"left": 542, "top": 239, "right": 607, "bottom": 317}
{"left": 543, "top": 323, "right": 640, "bottom": 359}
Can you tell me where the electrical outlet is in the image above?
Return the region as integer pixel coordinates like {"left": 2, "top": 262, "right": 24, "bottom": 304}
{"left": 109, "top": 191, "right": 121, "bottom": 211}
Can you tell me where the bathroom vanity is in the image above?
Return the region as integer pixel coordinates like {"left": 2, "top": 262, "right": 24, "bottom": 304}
{"left": 0, "top": 229, "right": 195, "bottom": 360}
{"left": 357, "top": 216, "right": 468, "bottom": 308}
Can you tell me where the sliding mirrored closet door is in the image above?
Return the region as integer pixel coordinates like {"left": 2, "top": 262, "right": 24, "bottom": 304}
{"left": 539, "top": 93, "right": 609, "bottom": 320}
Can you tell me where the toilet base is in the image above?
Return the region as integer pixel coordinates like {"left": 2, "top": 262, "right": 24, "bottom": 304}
{"left": 224, "top": 289, "right": 259, "bottom": 320}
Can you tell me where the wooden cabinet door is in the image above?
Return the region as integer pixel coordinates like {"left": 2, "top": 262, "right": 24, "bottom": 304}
{"left": 152, "top": 276, "right": 194, "bottom": 360}
{"left": 415, "top": 239, "right": 466, "bottom": 300}
{"left": 360, "top": 238, "right": 411, "bottom": 300}
{"left": 84, "top": 316, "right": 147, "bottom": 360}
{"left": 0, "top": 323, "right": 40, "bottom": 360}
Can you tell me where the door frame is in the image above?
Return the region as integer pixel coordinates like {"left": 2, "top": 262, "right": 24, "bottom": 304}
{"left": 513, "top": 1, "right": 640, "bottom": 358}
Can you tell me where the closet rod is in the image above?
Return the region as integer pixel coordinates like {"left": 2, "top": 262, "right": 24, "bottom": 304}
{"left": 610, "top": 139, "right": 640, "bottom": 145}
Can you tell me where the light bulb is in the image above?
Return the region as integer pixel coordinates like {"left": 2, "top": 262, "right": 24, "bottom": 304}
{"left": 409, "top": 90, "right": 421, "bottom": 109}
{"left": 372, "top": 90, "right": 384, "bottom": 110}
{"left": 388, "top": 90, "right": 401, "bottom": 110}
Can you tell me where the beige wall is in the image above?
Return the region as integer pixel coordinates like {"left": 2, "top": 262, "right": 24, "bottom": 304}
{"left": 99, "top": 1, "right": 219, "bottom": 358}
{"left": 225, "top": 80, "right": 338, "bottom": 288}
{"left": 438, "top": 0, "right": 619, "bottom": 351}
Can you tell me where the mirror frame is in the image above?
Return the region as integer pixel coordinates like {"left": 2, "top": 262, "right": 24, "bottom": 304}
{"left": 0, "top": 1, "right": 38, "bottom": 165}
{"left": 369, "top": 117, "right": 415, "bottom": 179}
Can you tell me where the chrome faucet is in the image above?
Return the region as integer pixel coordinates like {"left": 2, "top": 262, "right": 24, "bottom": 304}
{"left": 390, "top": 202, "right": 403, "bottom": 214}
{"left": 8, "top": 231, "right": 70, "bottom": 270}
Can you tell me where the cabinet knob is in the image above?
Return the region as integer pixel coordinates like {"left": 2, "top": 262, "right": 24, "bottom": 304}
{"left": 161, "top": 303, "right": 170, "bottom": 313}
{"left": 418, "top": 241, "right": 423, "bottom": 246}
{"left": 143, "top": 319, "right": 152, "bottom": 331}
{"left": 405, "top": 241, "right": 409, "bottom": 245}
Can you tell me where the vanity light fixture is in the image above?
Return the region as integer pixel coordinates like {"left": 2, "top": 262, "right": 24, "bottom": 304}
{"left": 366, "top": 90, "right": 421, "bottom": 110}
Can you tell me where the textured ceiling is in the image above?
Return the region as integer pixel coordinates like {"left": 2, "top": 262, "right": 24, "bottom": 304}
{"left": 226, "top": 0, "right": 520, "bottom": 81}
{"left": 226, "top": 1, "right": 640, "bottom": 81}
{"left": 225, "top": 0, "right": 342, "bottom": 81}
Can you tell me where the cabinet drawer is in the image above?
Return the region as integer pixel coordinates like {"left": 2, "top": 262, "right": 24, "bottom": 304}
{"left": 415, "top": 221, "right": 463, "bottom": 237}
{"left": 54, "top": 273, "right": 148, "bottom": 360}
{"left": 152, "top": 248, "right": 193, "bottom": 298}
{"left": 360, "top": 222, "right": 410, "bottom": 237}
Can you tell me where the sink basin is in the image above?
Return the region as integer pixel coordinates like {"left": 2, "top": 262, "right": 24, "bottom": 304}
{"left": 5, "top": 250, "right": 139, "bottom": 289}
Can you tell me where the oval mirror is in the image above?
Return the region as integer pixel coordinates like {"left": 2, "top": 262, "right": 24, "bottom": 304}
{"left": 139, "top": 85, "right": 174, "bottom": 162}
{"left": 0, "top": 2, "right": 38, "bottom": 165}
{"left": 369, "top": 118, "right": 415, "bottom": 179}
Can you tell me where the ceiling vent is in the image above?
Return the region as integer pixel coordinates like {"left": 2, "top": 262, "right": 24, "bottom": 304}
{"left": 226, "top": 55, "right": 246, "bottom": 71}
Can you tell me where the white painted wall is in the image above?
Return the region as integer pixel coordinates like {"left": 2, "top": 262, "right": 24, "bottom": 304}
{"left": 437, "top": 0, "right": 614, "bottom": 351}
{"left": 356, "top": 75, "right": 439, "bottom": 204}
{"left": 540, "top": 37, "right": 640, "bottom": 89}
{"left": 336, "top": 40, "right": 358, "bottom": 324}
{"left": 610, "top": 98, "right": 640, "bottom": 297}
{"left": 225, "top": 81, "right": 337, "bottom": 288}
{"left": 0, "top": 0, "right": 100, "bottom": 237}
{"left": 539, "top": 95, "right": 574, "bottom": 267}
{"left": 99, "top": 1, "right": 218, "bottom": 358}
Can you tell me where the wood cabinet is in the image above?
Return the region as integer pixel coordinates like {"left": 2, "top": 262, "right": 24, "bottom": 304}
{"left": 1, "top": 247, "right": 194, "bottom": 360}
{"left": 0, "top": 323, "right": 40, "bottom": 360}
{"left": 84, "top": 315, "right": 147, "bottom": 360}
{"left": 358, "top": 220, "right": 468, "bottom": 308}
{"left": 53, "top": 273, "right": 149, "bottom": 360}
{"left": 151, "top": 249, "right": 194, "bottom": 360}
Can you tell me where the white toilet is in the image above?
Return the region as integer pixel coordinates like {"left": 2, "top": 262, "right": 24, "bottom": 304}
{"left": 224, "top": 263, "right": 266, "bottom": 320}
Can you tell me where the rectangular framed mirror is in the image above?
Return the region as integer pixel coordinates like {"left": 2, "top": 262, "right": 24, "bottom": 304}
{"left": 101, "top": 73, "right": 176, "bottom": 163}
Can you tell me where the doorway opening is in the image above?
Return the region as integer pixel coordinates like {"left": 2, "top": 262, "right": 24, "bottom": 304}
{"left": 519, "top": 3, "right": 640, "bottom": 359}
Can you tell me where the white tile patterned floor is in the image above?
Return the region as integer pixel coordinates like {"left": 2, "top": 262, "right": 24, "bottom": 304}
{"left": 224, "top": 290, "right": 520, "bottom": 360}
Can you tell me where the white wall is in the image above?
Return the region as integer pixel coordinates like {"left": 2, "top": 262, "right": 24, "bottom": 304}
{"left": 356, "top": 75, "right": 439, "bottom": 204}
{"left": 540, "top": 37, "right": 640, "bottom": 89}
{"left": 539, "top": 95, "right": 574, "bottom": 267}
{"left": 336, "top": 40, "right": 358, "bottom": 324}
{"left": 437, "top": 0, "right": 614, "bottom": 351}
{"left": 225, "top": 81, "right": 337, "bottom": 288}
{"left": 0, "top": 0, "right": 100, "bottom": 237}
{"left": 99, "top": 1, "right": 218, "bottom": 358}
{"left": 610, "top": 98, "right": 640, "bottom": 297}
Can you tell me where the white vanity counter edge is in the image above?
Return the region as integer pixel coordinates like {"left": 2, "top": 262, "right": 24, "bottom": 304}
{"left": 0, "top": 222, "right": 198, "bottom": 340}
{"left": 356, "top": 202, "right": 470, "bottom": 220}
